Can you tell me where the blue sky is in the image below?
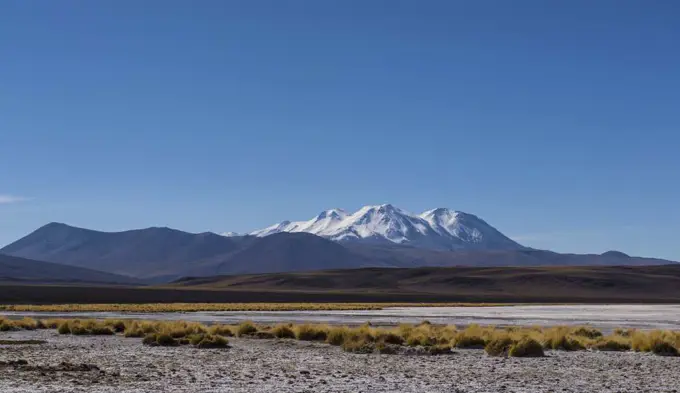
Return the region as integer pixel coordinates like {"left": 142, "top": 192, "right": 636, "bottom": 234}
{"left": 1, "top": 1, "right": 679, "bottom": 260}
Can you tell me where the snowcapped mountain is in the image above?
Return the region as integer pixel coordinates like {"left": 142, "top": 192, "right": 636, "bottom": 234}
{"left": 247, "top": 204, "right": 523, "bottom": 251}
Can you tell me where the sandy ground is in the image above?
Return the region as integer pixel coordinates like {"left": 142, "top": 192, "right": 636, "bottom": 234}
{"left": 5, "top": 304, "right": 680, "bottom": 330}
{"left": 1, "top": 330, "right": 679, "bottom": 393}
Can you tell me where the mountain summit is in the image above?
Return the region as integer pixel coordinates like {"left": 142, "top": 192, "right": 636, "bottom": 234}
{"left": 248, "top": 204, "right": 523, "bottom": 251}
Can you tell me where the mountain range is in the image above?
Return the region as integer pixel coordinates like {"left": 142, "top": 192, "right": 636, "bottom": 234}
{"left": 0, "top": 204, "right": 676, "bottom": 283}
{"left": 245, "top": 204, "right": 523, "bottom": 251}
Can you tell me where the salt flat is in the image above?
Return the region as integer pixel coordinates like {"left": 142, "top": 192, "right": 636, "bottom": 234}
{"left": 5, "top": 305, "right": 680, "bottom": 330}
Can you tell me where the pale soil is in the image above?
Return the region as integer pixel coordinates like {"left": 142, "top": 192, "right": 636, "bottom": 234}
{"left": 5, "top": 304, "right": 680, "bottom": 330}
{"left": 1, "top": 330, "right": 679, "bottom": 393}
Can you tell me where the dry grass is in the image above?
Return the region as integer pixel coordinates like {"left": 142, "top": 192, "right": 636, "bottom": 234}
{"left": 0, "top": 302, "right": 513, "bottom": 313}
{"left": 1, "top": 315, "right": 679, "bottom": 356}
{"left": 236, "top": 321, "right": 258, "bottom": 337}
{"left": 271, "top": 324, "right": 296, "bottom": 339}
{"left": 294, "top": 324, "right": 329, "bottom": 341}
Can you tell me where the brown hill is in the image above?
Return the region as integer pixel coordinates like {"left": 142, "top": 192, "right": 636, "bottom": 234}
{"left": 171, "top": 264, "right": 680, "bottom": 302}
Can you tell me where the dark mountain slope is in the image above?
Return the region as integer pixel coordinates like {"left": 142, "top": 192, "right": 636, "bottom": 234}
{"left": 0, "top": 222, "right": 253, "bottom": 277}
{"left": 205, "top": 232, "right": 386, "bottom": 275}
{"left": 0, "top": 254, "right": 140, "bottom": 284}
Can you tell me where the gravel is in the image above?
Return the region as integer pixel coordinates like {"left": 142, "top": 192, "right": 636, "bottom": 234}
{"left": 1, "top": 330, "right": 679, "bottom": 393}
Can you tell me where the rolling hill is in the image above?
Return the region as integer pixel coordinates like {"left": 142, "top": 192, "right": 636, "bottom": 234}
{"left": 0, "top": 253, "right": 140, "bottom": 284}
{"left": 171, "top": 265, "right": 680, "bottom": 302}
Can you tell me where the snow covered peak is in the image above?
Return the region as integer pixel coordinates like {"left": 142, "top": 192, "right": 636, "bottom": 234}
{"left": 220, "top": 231, "right": 241, "bottom": 237}
{"left": 420, "top": 208, "right": 521, "bottom": 249}
{"left": 315, "top": 209, "right": 347, "bottom": 220}
{"left": 244, "top": 205, "right": 523, "bottom": 251}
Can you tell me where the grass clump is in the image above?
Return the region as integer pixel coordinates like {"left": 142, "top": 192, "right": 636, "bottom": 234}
{"left": 0, "top": 321, "right": 16, "bottom": 332}
{"left": 631, "top": 330, "right": 679, "bottom": 356}
{"left": 571, "top": 326, "right": 603, "bottom": 339}
{"left": 651, "top": 341, "right": 678, "bottom": 356}
{"left": 294, "top": 324, "right": 328, "bottom": 341}
{"left": 425, "top": 344, "right": 453, "bottom": 355}
{"left": 55, "top": 320, "right": 114, "bottom": 336}
{"left": 613, "top": 328, "right": 636, "bottom": 337}
{"left": 208, "top": 324, "right": 234, "bottom": 337}
{"left": 143, "top": 333, "right": 179, "bottom": 347}
{"left": 236, "top": 321, "right": 258, "bottom": 337}
{"left": 541, "top": 327, "right": 586, "bottom": 351}
{"left": 341, "top": 331, "right": 374, "bottom": 354}
{"left": 592, "top": 337, "right": 632, "bottom": 352}
{"left": 271, "top": 324, "right": 296, "bottom": 339}
{"left": 326, "top": 326, "right": 349, "bottom": 346}
{"left": 374, "top": 329, "right": 404, "bottom": 346}
{"left": 485, "top": 336, "right": 514, "bottom": 356}
{"left": 57, "top": 322, "right": 71, "bottom": 335}
{"left": 451, "top": 327, "right": 487, "bottom": 349}
{"left": 188, "top": 333, "right": 230, "bottom": 348}
{"left": 508, "top": 338, "right": 544, "bottom": 357}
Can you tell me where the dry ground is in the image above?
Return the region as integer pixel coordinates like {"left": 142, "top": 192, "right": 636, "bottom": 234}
{"left": 1, "top": 330, "right": 679, "bottom": 393}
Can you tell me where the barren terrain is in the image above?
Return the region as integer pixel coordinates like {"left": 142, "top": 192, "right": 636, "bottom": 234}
{"left": 1, "top": 329, "right": 679, "bottom": 393}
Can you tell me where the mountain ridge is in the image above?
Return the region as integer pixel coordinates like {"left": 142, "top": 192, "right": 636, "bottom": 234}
{"left": 1, "top": 221, "right": 675, "bottom": 282}
{"left": 247, "top": 204, "right": 524, "bottom": 251}
{"left": 0, "top": 253, "right": 141, "bottom": 284}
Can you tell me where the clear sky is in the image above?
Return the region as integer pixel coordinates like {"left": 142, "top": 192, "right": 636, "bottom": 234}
{"left": 1, "top": 1, "right": 679, "bottom": 260}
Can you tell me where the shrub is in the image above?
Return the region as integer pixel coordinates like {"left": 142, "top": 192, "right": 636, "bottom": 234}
{"left": 0, "top": 322, "right": 15, "bottom": 332}
{"left": 14, "top": 318, "right": 39, "bottom": 330}
{"left": 342, "top": 334, "right": 374, "bottom": 354}
{"left": 541, "top": 327, "right": 586, "bottom": 351}
{"left": 397, "top": 324, "right": 415, "bottom": 338}
{"left": 651, "top": 341, "right": 678, "bottom": 356}
{"left": 426, "top": 344, "right": 453, "bottom": 355}
{"left": 208, "top": 325, "right": 234, "bottom": 337}
{"left": 485, "top": 336, "right": 514, "bottom": 356}
{"left": 57, "top": 322, "right": 71, "bottom": 335}
{"left": 374, "top": 330, "right": 404, "bottom": 346}
{"left": 105, "top": 320, "right": 126, "bottom": 333}
{"left": 124, "top": 322, "right": 145, "bottom": 338}
{"left": 236, "top": 321, "right": 258, "bottom": 337}
{"left": 613, "top": 328, "right": 635, "bottom": 337}
{"left": 155, "top": 334, "right": 179, "bottom": 347}
{"left": 294, "top": 324, "right": 328, "bottom": 341}
{"left": 406, "top": 333, "right": 436, "bottom": 347}
{"left": 41, "top": 319, "right": 64, "bottom": 329}
{"left": 326, "top": 327, "right": 348, "bottom": 346}
{"left": 89, "top": 326, "right": 115, "bottom": 335}
{"left": 592, "top": 338, "right": 631, "bottom": 352}
{"left": 571, "top": 326, "right": 603, "bottom": 339}
{"left": 70, "top": 325, "right": 89, "bottom": 335}
{"left": 142, "top": 334, "right": 158, "bottom": 346}
{"left": 509, "top": 338, "right": 544, "bottom": 357}
{"left": 196, "top": 334, "right": 229, "bottom": 349}
{"left": 271, "top": 324, "right": 296, "bottom": 339}
{"left": 340, "top": 330, "right": 375, "bottom": 353}
{"left": 452, "top": 332, "right": 486, "bottom": 349}
{"left": 188, "top": 333, "right": 230, "bottom": 348}
{"left": 375, "top": 341, "right": 398, "bottom": 354}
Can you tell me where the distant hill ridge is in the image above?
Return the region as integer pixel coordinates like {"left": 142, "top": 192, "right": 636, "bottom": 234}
{"left": 0, "top": 253, "right": 140, "bottom": 284}
{"left": 0, "top": 220, "right": 675, "bottom": 281}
